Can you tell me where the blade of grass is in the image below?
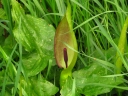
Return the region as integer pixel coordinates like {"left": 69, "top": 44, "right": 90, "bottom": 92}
{"left": 21, "top": 0, "right": 36, "bottom": 16}
{"left": 13, "top": 18, "right": 22, "bottom": 96}
{"left": 45, "top": 59, "right": 52, "bottom": 79}
{"left": 2, "top": 0, "right": 12, "bottom": 34}
{"left": 0, "top": 44, "right": 17, "bottom": 96}
{"left": 13, "top": 43, "right": 22, "bottom": 96}
{"left": 0, "top": 20, "right": 9, "bottom": 31}
{"left": 73, "top": 11, "right": 114, "bottom": 31}
{"left": 55, "top": 0, "right": 65, "bottom": 16}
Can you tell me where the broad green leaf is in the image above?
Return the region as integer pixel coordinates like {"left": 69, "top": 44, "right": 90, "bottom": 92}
{"left": 73, "top": 63, "right": 123, "bottom": 95}
{"left": 60, "top": 77, "right": 80, "bottom": 96}
{"left": 93, "top": 47, "right": 116, "bottom": 62}
{"left": 60, "top": 77, "right": 73, "bottom": 96}
{"left": 12, "top": 14, "right": 55, "bottom": 57}
{"left": 20, "top": 76, "right": 59, "bottom": 96}
{"left": 11, "top": 0, "right": 55, "bottom": 74}
{"left": 12, "top": 0, "right": 55, "bottom": 58}
{"left": 22, "top": 52, "right": 47, "bottom": 77}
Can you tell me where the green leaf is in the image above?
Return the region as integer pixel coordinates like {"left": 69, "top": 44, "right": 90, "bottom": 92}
{"left": 20, "top": 76, "right": 59, "bottom": 96}
{"left": 11, "top": 0, "right": 55, "bottom": 74}
{"left": 93, "top": 47, "right": 116, "bottom": 62}
{"left": 60, "top": 77, "right": 73, "bottom": 96}
{"left": 12, "top": 0, "right": 55, "bottom": 58}
{"left": 60, "top": 77, "right": 80, "bottom": 96}
{"left": 73, "top": 63, "right": 123, "bottom": 95}
{"left": 13, "top": 14, "right": 55, "bottom": 57}
{"left": 22, "top": 52, "right": 47, "bottom": 77}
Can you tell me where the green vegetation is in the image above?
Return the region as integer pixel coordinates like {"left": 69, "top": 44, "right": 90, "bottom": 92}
{"left": 0, "top": 0, "right": 128, "bottom": 96}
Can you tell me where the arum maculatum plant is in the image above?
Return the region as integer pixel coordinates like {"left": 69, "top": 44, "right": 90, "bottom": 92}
{"left": 54, "top": 0, "right": 78, "bottom": 87}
